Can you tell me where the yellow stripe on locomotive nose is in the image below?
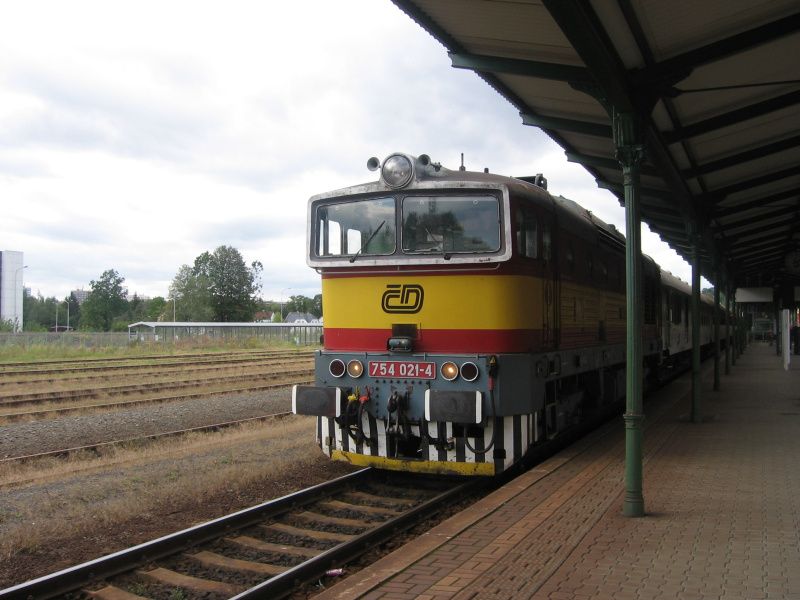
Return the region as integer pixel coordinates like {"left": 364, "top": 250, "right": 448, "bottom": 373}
{"left": 331, "top": 449, "right": 496, "bottom": 476}
{"left": 322, "top": 274, "right": 544, "bottom": 329}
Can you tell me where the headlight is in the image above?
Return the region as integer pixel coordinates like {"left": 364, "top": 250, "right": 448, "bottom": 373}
{"left": 329, "top": 359, "right": 346, "bottom": 378}
{"left": 460, "top": 361, "right": 479, "bottom": 382}
{"left": 381, "top": 154, "right": 413, "bottom": 188}
{"left": 441, "top": 361, "right": 459, "bottom": 381}
{"left": 347, "top": 359, "right": 364, "bottom": 378}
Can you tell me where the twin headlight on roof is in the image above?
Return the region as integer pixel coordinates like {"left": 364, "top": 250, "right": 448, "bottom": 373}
{"left": 327, "top": 358, "right": 479, "bottom": 382}
{"left": 367, "top": 153, "right": 434, "bottom": 189}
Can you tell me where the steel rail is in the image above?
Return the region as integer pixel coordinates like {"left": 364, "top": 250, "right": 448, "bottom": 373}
{"left": 0, "top": 356, "right": 313, "bottom": 385}
{"left": 0, "top": 411, "right": 294, "bottom": 466}
{"left": 0, "top": 367, "right": 314, "bottom": 406}
{"left": 0, "top": 351, "right": 314, "bottom": 377}
{"left": 0, "top": 469, "right": 374, "bottom": 600}
{"left": 0, "top": 349, "right": 295, "bottom": 370}
{"left": 233, "top": 477, "right": 485, "bottom": 600}
{"left": 0, "top": 379, "right": 312, "bottom": 420}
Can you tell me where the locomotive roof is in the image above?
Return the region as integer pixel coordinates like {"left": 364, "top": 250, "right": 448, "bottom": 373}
{"left": 310, "top": 157, "right": 537, "bottom": 201}
{"left": 311, "top": 153, "right": 656, "bottom": 263}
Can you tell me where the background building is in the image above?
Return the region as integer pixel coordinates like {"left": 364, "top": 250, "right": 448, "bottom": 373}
{"left": 71, "top": 289, "right": 90, "bottom": 304}
{"left": 0, "top": 251, "right": 25, "bottom": 332}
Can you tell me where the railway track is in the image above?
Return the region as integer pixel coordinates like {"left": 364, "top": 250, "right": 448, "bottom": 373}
{"left": 0, "top": 350, "right": 312, "bottom": 375}
{"left": 0, "top": 351, "right": 314, "bottom": 378}
{"left": 0, "top": 366, "right": 314, "bottom": 406}
{"left": 0, "top": 357, "right": 312, "bottom": 386}
{"left": 0, "top": 377, "right": 312, "bottom": 421}
{"left": 0, "top": 469, "right": 484, "bottom": 600}
{"left": 0, "top": 412, "right": 294, "bottom": 466}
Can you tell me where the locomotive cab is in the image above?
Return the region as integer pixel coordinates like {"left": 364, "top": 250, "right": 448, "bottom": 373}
{"left": 293, "top": 153, "right": 631, "bottom": 476}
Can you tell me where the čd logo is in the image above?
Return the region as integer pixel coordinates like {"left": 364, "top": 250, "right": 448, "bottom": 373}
{"left": 381, "top": 284, "right": 424, "bottom": 314}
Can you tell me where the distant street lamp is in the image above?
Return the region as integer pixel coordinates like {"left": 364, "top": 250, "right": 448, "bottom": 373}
{"left": 13, "top": 265, "right": 28, "bottom": 333}
{"left": 171, "top": 292, "right": 181, "bottom": 322}
{"left": 55, "top": 297, "right": 70, "bottom": 332}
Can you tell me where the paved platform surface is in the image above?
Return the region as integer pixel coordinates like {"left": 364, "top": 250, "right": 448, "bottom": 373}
{"left": 315, "top": 343, "right": 800, "bottom": 600}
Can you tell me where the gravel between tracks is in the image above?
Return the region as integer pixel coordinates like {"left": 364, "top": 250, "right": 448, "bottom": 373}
{"left": 0, "top": 388, "right": 293, "bottom": 459}
{"left": 0, "top": 395, "right": 357, "bottom": 590}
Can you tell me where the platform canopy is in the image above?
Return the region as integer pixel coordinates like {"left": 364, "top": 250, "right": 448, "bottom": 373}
{"left": 390, "top": 0, "right": 800, "bottom": 288}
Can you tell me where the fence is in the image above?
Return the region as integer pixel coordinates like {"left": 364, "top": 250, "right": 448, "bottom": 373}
{"left": 0, "top": 324, "right": 323, "bottom": 349}
{"left": 0, "top": 332, "right": 131, "bottom": 348}
{"left": 128, "top": 323, "right": 323, "bottom": 346}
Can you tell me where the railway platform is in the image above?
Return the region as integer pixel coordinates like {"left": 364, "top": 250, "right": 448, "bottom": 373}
{"left": 315, "top": 342, "right": 800, "bottom": 600}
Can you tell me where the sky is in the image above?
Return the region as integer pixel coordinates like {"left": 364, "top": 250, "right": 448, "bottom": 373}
{"left": 1, "top": 0, "right": 703, "bottom": 303}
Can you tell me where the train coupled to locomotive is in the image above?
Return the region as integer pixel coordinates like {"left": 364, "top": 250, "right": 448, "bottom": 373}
{"left": 293, "top": 351, "right": 499, "bottom": 473}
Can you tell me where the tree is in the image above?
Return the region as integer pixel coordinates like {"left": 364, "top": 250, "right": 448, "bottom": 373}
{"left": 145, "top": 297, "right": 167, "bottom": 321}
{"left": 169, "top": 246, "right": 263, "bottom": 322}
{"left": 66, "top": 292, "right": 81, "bottom": 330}
{"left": 21, "top": 292, "right": 78, "bottom": 331}
{"left": 285, "top": 294, "right": 316, "bottom": 316}
{"left": 196, "top": 246, "right": 263, "bottom": 321}
{"left": 82, "top": 269, "right": 128, "bottom": 331}
{"left": 169, "top": 264, "right": 214, "bottom": 322}
{"left": 312, "top": 294, "right": 323, "bottom": 318}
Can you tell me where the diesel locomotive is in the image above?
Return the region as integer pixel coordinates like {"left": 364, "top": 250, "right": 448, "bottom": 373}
{"left": 292, "top": 153, "right": 719, "bottom": 476}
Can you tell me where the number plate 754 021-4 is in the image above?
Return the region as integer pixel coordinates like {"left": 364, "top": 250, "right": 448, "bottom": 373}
{"left": 368, "top": 361, "right": 436, "bottom": 379}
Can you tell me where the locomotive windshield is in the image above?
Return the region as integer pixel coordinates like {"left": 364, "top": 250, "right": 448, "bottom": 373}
{"left": 402, "top": 195, "right": 500, "bottom": 254}
{"left": 313, "top": 194, "right": 501, "bottom": 260}
{"left": 316, "top": 197, "right": 396, "bottom": 257}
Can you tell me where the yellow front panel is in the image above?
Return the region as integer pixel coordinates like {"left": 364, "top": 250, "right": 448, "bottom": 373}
{"left": 322, "top": 274, "right": 543, "bottom": 330}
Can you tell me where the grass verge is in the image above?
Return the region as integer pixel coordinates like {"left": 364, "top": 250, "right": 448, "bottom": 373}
{"left": 0, "top": 416, "right": 332, "bottom": 561}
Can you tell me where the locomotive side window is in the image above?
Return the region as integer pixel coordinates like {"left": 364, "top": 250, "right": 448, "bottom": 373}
{"left": 315, "top": 197, "right": 396, "bottom": 257}
{"left": 671, "top": 293, "right": 682, "bottom": 325}
{"left": 644, "top": 274, "right": 657, "bottom": 324}
{"left": 542, "top": 223, "right": 552, "bottom": 261}
{"left": 515, "top": 207, "right": 538, "bottom": 258}
{"left": 684, "top": 297, "right": 689, "bottom": 332}
{"left": 402, "top": 195, "right": 500, "bottom": 254}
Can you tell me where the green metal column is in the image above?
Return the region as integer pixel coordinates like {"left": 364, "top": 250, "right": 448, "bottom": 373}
{"left": 732, "top": 301, "right": 738, "bottom": 365}
{"left": 615, "top": 110, "right": 645, "bottom": 518}
{"left": 724, "top": 280, "right": 731, "bottom": 375}
{"left": 713, "top": 269, "right": 720, "bottom": 392}
{"left": 691, "top": 236, "right": 702, "bottom": 423}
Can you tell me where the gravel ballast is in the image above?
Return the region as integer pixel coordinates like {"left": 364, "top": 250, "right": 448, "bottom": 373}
{"left": 0, "top": 388, "right": 293, "bottom": 459}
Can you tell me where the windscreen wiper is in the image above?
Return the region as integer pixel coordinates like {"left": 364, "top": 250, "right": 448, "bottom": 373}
{"left": 350, "top": 220, "right": 386, "bottom": 263}
{"left": 423, "top": 227, "right": 451, "bottom": 260}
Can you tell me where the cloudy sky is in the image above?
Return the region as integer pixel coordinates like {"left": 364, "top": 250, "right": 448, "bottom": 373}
{"left": 1, "top": 0, "right": 700, "bottom": 303}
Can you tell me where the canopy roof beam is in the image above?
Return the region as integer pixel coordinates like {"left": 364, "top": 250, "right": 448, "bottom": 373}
{"left": 726, "top": 220, "right": 793, "bottom": 243}
{"left": 521, "top": 113, "right": 612, "bottom": 137}
{"left": 663, "top": 91, "right": 800, "bottom": 144}
{"left": 728, "top": 229, "right": 799, "bottom": 252}
{"left": 566, "top": 151, "right": 660, "bottom": 176}
{"left": 632, "top": 13, "right": 800, "bottom": 88}
{"left": 713, "top": 189, "right": 798, "bottom": 218}
{"left": 729, "top": 238, "right": 791, "bottom": 257}
{"left": 717, "top": 204, "right": 800, "bottom": 232}
{"left": 450, "top": 52, "right": 592, "bottom": 84}
{"left": 683, "top": 135, "right": 800, "bottom": 178}
{"left": 705, "top": 165, "right": 800, "bottom": 202}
